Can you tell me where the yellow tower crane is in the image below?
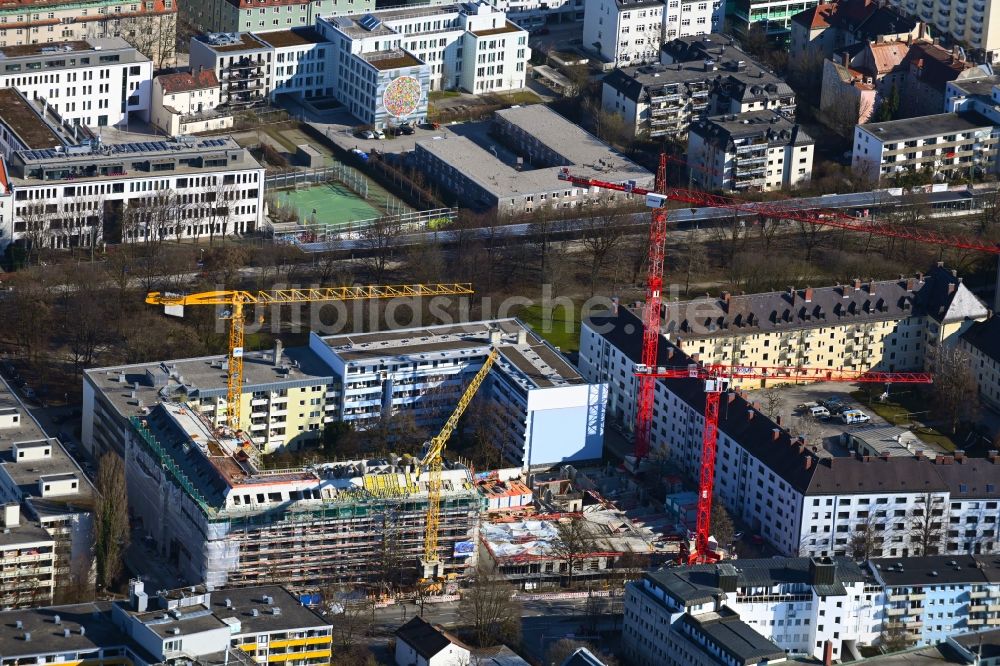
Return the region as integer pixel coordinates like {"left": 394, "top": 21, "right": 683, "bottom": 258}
{"left": 146, "top": 284, "right": 474, "bottom": 448}
{"left": 418, "top": 347, "right": 498, "bottom": 583}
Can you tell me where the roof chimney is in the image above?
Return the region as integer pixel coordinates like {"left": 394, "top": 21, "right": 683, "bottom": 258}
{"left": 804, "top": 287, "right": 813, "bottom": 303}
{"left": 948, "top": 282, "right": 957, "bottom": 294}
{"left": 772, "top": 428, "right": 780, "bottom": 441}
{"left": 804, "top": 456, "right": 813, "bottom": 470}
{"left": 955, "top": 450, "right": 966, "bottom": 463}
{"left": 841, "top": 51, "right": 849, "bottom": 67}
{"left": 986, "top": 450, "right": 998, "bottom": 463}
{"left": 612, "top": 296, "right": 619, "bottom": 315}
{"left": 869, "top": 280, "right": 876, "bottom": 296}
{"left": 747, "top": 409, "right": 755, "bottom": 421}
{"left": 853, "top": 278, "right": 861, "bottom": 290}
{"left": 273, "top": 339, "right": 283, "bottom": 367}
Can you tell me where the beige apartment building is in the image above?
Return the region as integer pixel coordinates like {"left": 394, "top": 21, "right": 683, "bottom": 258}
{"left": 0, "top": 0, "right": 177, "bottom": 68}
{"left": 661, "top": 265, "right": 988, "bottom": 385}
{"left": 887, "top": 0, "right": 1000, "bottom": 64}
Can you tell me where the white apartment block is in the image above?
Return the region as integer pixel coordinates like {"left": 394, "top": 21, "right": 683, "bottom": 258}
{"left": 946, "top": 70, "right": 1000, "bottom": 124}
{"left": 886, "top": 0, "right": 1000, "bottom": 63}
{"left": 584, "top": 0, "right": 722, "bottom": 66}
{"left": 0, "top": 38, "right": 152, "bottom": 128}
{"left": 313, "top": 319, "right": 607, "bottom": 469}
{"left": 491, "top": 0, "right": 584, "bottom": 30}
{"left": 318, "top": 1, "right": 529, "bottom": 97}
{"left": 624, "top": 555, "right": 1000, "bottom": 665}
{"left": 961, "top": 316, "right": 1000, "bottom": 412}
{"left": 578, "top": 293, "right": 998, "bottom": 560}
{"left": 152, "top": 69, "right": 232, "bottom": 136}
{"left": 0, "top": 135, "right": 264, "bottom": 250}
{"left": 688, "top": 110, "right": 814, "bottom": 191}
{"left": 189, "top": 29, "right": 335, "bottom": 109}
{"left": 853, "top": 112, "right": 998, "bottom": 183}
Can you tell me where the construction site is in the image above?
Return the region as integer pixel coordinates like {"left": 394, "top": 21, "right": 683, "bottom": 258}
{"left": 126, "top": 400, "right": 483, "bottom": 590}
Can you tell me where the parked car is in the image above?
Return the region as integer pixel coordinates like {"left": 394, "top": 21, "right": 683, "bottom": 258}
{"left": 355, "top": 128, "right": 376, "bottom": 140}
{"left": 373, "top": 128, "right": 386, "bottom": 140}
{"left": 809, "top": 405, "right": 830, "bottom": 418}
{"left": 840, "top": 409, "right": 871, "bottom": 424}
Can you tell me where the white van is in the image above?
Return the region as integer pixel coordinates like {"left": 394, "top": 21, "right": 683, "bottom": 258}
{"left": 809, "top": 406, "right": 830, "bottom": 418}
{"left": 841, "top": 409, "right": 870, "bottom": 424}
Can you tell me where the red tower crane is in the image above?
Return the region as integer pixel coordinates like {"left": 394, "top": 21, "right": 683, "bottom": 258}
{"left": 557, "top": 157, "right": 1000, "bottom": 564}
{"left": 635, "top": 362, "right": 931, "bottom": 563}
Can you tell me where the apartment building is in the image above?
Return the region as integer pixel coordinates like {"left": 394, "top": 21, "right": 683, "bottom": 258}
{"left": 314, "top": 318, "right": 607, "bottom": 469}
{"left": 820, "top": 39, "right": 978, "bottom": 125}
{"left": 601, "top": 40, "right": 796, "bottom": 139}
{"left": 0, "top": 0, "right": 176, "bottom": 68}
{"left": 790, "top": 0, "right": 925, "bottom": 64}
{"left": 125, "top": 400, "right": 482, "bottom": 588}
{"left": 946, "top": 69, "right": 1000, "bottom": 124}
{"left": 852, "top": 111, "right": 997, "bottom": 183}
{"left": 885, "top": 0, "right": 1000, "bottom": 64}
{"left": 961, "top": 316, "right": 1000, "bottom": 412}
{"left": 414, "top": 104, "right": 652, "bottom": 215}
{"left": 491, "top": 0, "right": 584, "bottom": 30}
{"left": 0, "top": 582, "right": 333, "bottom": 666}
{"left": 0, "top": 38, "right": 152, "bottom": 129}
{"left": 583, "top": 0, "right": 722, "bottom": 66}
{"left": 727, "top": 0, "right": 820, "bottom": 41}
{"left": 0, "top": 377, "right": 95, "bottom": 604}
{"left": 872, "top": 555, "right": 1000, "bottom": 642}
{"left": 577, "top": 301, "right": 998, "bottom": 559}
{"left": 624, "top": 555, "right": 1000, "bottom": 665}
{"left": 688, "top": 110, "right": 814, "bottom": 191}
{"left": 182, "top": 0, "right": 373, "bottom": 34}
{"left": 652, "top": 267, "right": 987, "bottom": 374}
{"left": 0, "top": 135, "right": 265, "bottom": 250}
{"left": 151, "top": 69, "right": 232, "bottom": 136}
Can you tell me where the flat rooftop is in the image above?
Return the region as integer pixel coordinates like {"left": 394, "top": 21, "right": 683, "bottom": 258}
{"left": 0, "top": 602, "right": 130, "bottom": 659}
{"left": 472, "top": 21, "right": 522, "bottom": 37}
{"left": 0, "top": 88, "right": 62, "bottom": 150}
{"left": 85, "top": 346, "right": 335, "bottom": 423}
{"left": 325, "top": 3, "right": 466, "bottom": 39}
{"left": 362, "top": 49, "right": 423, "bottom": 70}
{"left": 481, "top": 511, "right": 655, "bottom": 562}
{"left": 0, "top": 37, "right": 144, "bottom": 60}
{"left": 860, "top": 111, "right": 994, "bottom": 142}
{"left": 694, "top": 110, "right": 812, "bottom": 146}
{"left": 195, "top": 33, "right": 267, "bottom": 53}
{"left": 321, "top": 318, "right": 585, "bottom": 389}
{"left": 256, "top": 27, "right": 326, "bottom": 48}
{"left": 0, "top": 376, "right": 95, "bottom": 512}
{"left": 416, "top": 108, "right": 652, "bottom": 201}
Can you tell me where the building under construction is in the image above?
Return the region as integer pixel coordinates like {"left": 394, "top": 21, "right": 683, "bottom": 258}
{"left": 124, "top": 401, "right": 482, "bottom": 590}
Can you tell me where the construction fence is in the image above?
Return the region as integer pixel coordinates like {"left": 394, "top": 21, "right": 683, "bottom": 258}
{"left": 272, "top": 207, "right": 458, "bottom": 250}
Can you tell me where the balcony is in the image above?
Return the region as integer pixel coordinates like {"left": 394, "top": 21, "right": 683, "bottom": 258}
{"left": 736, "top": 142, "right": 767, "bottom": 154}
{"left": 909, "top": 593, "right": 926, "bottom": 601}
{"left": 969, "top": 618, "right": 985, "bottom": 626}
{"left": 971, "top": 590, "right": 988, "bottom": 599}
{"left": 970, "top": 604, "right": 987, "bottom": 613}
{"left": 889, "top": 593, "right": 906, "bottom": 602}
{"left": 887, "top": 608, "right": 906, "bottom": 616}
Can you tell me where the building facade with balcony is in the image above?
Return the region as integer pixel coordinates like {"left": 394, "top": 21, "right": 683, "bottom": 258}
{"left": 852, "top": 111, "right": 997, "bottom": 183}
{"left": 886, "top": 0, "right": 1000, "bottom": 64}
{"left": 577, "top": 276, "right": 995, "bottom": 559}
{"left": 623, "top": 555, "right": 1000, "bottom": 665}
{"left": 583, "top": 0, "right": 722, "bottom": 67}
{"left": 601, "top": 37, "right": 795, "bottom": 138}
{"left": 688, "top": 110, "right": 814, "bottom": 191}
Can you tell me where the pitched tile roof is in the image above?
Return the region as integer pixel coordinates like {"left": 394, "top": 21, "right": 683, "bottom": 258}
{"left": 156, "top": 69, "right": 219, "bottom": 94}
{"left": 395, "top": 617, "right": 469, "bottom": 660}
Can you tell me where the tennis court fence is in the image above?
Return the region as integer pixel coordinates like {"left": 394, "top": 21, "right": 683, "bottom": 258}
{"left": 271, "top": 207, "right": 457, "bottom": 248}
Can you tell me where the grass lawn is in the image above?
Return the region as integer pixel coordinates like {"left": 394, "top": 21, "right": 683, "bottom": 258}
{"left": 504, "top": 90, "right": 543, "bottom": 105}
{"left": 429, "top": 90, "right": 461, "bottom": 101}
{"left": 516, "top": 303, "right": 580, "bottom": 353}
{"left": 850, "top": 390, "right": 957, "bottom": 452}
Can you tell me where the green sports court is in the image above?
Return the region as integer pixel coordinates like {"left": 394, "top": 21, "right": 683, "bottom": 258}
{"left": 274, "top": 182, "right": 382, "bottom": 230}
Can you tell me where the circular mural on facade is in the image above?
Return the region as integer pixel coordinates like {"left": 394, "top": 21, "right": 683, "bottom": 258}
{"left": 383, "top": 75, "right": 422, "bottom": 119}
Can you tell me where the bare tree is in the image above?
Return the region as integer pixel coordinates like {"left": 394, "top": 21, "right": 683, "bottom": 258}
{"left": 320, "top": 590, "right": 375, "bottom": 651}
{"left": 758, "top": 389, "right": 782, "bottom": 420}
{"left": 552, "top": 516, "right": 594, "bottom": 587}
{"left": 931, "top": 346, "right": 979, "bottom": 434}
{"left": 908, "top": 492, "right": 944, "bottom": 556}
{"left": 95, "top": 452, "right": 130, "bottom": 591}
{"left": 710, "top": 500, "right": 735, "bottom": 549}
{"left": 361, "top": 215, "right": 404, "bottom": 281}
{"left": 17, "top": 202, "right": 54, "bottom": 263}
{"left": 204, "top": 181, "right": 238, "bottom": 246}
{"left": 459, "top": 561, "right": 521, "bottom": 648}
{"left": 850, "top": 512, "right": 884, "bottom": 560}
{"left": 578, "top": 205, "right": 629, "bottom": 296}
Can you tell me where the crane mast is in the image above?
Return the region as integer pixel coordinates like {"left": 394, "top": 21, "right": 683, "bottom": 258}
{"left": 146, "top": 283, "right": 474, "bottom": 466}
{"left": 419, "top": 348, "right": 499, "bottom": 581}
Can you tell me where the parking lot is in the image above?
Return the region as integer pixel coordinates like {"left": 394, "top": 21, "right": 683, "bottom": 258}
{"left": 743, "top": 382, "right": 891, "bottom": 455}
